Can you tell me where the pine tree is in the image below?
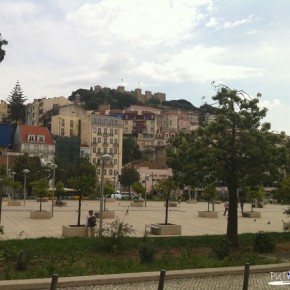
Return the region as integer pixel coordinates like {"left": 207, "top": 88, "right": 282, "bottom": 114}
{"left": 7, "top": 81, "right": 27, "bottom": 125}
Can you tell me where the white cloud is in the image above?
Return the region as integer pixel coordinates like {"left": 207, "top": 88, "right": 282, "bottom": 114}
{"left": 260, "top": 99, "right": 282, "bottom": 109}
{"left": 66, "top": 0, "right": 212, "bottom": 46}
{"left": 136, "top": 45, "right": 265, "bottom": 82}
{"left": 205, "top": 17, "right": 218, "bottom": 28}
{"left": 223, "top": 14, "right": 255, "bottom": 29}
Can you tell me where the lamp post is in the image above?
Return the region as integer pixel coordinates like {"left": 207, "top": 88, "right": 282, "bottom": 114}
{"left": 0, "top": 178, "right": 3, "bottom": 226}
{"left": 23, "top": 169, "right": 29, "bottom": 206}
{"left": 48, "top": 161, "right": 57, "bottom": 218}
{"left": 144, "top": 174, "right": 150, "bottom": 207}
{"left": 113, "top": 170, "right": 118, "bottom": 199}
{"left": 99, "top": 154, "right": 112, "bottom": 234}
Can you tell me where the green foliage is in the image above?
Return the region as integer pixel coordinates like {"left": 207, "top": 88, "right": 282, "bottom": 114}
{"left": 122, "top": 137, "right": 143, "bottom": 164}
{"left": 212, "top": 238, "right": 231, "bottom": 260}
{"left": 161, "top": 99, "right": 197, "bottom": 111}
{"left": 0, "top": 225, "right": 4, "bottom": 235}
{"left": 139, "top": 237, "right": 156, "bottom": 264}
{"left": 0, "top": 34, "right": 8, "bottom": 63}
{"left": 119, "top": 166, "right": 140, "bottom": 195}
{"left": 99, "top": 219, "right": 135, "bottom": 253}
{"left": 276, "top": 176, "right": 290, "bottom": 204}
{"left": 104, "top": 181, "right": 114, "bottom": 196}
{"left": 30, "top": 178, "right": 49, "bottom": 211}
{"left": 132, "top": 181, "right": 145, "bottom": 196}
{"left": 254, "top": 232, "right": 275, "bottom": 253}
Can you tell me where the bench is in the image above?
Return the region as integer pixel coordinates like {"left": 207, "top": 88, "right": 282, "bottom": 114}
{"left": 145, "top": 224, "right": 161, "bottom": 235}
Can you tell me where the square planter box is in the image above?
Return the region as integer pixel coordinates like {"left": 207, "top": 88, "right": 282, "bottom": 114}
{"left": 164, "top": 202, "right": 178, "bottom": 207}
{"left": 242, "top": 211, "right": 261, "bottom": 218}
{"left": 30, "top": 210, "right": 51, "bottom": 219}
{"left": 198, "top": 211, "right": 218, "bottom": 218}
{"left": 130, "top": 200, "right": 144, "bottom": 207}
{"left": 94, "top": 210, "right": 115, "bottom": 219}
{"left": 187, "top": 199, "right": 197, "bottom": 204}
{"left": 7, "top": 200, "right": 21, "bottom": 206}
{"left": 62, "top": 225, "right": 87, "bottom": 237}
{"left": 283, "top": 222, "right": 290, "bottom": 230}
{"left": 148, "top": 223, "right": 181, "bottom": 235}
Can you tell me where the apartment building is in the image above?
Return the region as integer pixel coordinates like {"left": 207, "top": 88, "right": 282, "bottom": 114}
{"left": 0, "top": 100, "right": 8, "bottom": 123}
{"left": 27, "top": 96, "right": 72, "bottom": 126}
{"left": 82, "top": 113, "right": 123, "bottom": 181}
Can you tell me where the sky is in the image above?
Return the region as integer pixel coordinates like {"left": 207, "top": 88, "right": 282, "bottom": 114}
{"left": 0, "top": 0, "right": 290, "bottom": 133}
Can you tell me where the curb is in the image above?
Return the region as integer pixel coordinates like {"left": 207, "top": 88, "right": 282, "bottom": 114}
{"left": 1, "top": 263, "right": 290, "bottom": 290}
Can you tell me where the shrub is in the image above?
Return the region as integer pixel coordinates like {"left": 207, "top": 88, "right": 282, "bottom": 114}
{"left": 139, "top": 237, "right": 156, "bottom": 264}
{"left": 212, "top": 238, "right": 231, "bottom": 259}
{"left": 254, "top": 232, "right": 275, "bottom": 253}
{"left": 99, "top": 218, "right": 135, "bottom": 253}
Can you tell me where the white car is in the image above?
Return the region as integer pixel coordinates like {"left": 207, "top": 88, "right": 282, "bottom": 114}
{"left": 111, "top": 192, "right": 122, "bottom": 199}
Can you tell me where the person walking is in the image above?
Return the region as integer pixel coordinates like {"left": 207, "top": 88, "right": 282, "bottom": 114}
{"left": 223, "top": 201, "right": 229, "bottom": 216}
{"left": 86, "top": 210, "right": 97, "bottom": 237}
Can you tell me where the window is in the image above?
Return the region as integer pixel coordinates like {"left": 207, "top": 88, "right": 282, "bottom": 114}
{"left": 98, "top": 137, "right": 101, "bottom": 143}
{"left": 97, "top": 169, "right": 100, "bottom": 175}
{"left": 109, "top": 169, "right": 113, "bottom": 175}
{"left": 110, "top": 138, "right": 113, "bottom": 144}
{"left": 93, "top": 137, "right": 96, "bottom": 144}
{"left": 114, "top": 139, "right": 118, "bottom": 144}
{"left": 110, "top": 148, "right": 113, "bottom": 154}
{"left": 104, "top": 137, "right": 108, "bottom": 144}
{"left": 114, "top": 159, "right": 117, "bottom": 164}
{"left": 115, "top": 129, "right": 118, "bottom": 134}
{"left": 110, "top": 129, "right": 113, "bottom": 135}
{"left": 98, "top": 147, "right": 101, "bottom": 154}
{"left": 70, "top": 120, "right": 73, "bottom": 127}
{"left": 61, "top": 119, "right": 65, "bottom": 126}
{"left": 114, "top": 148, "right": 117, "bottom": 154}
{"left": 98, "top": 128, "right": 101, "bottom": 135}
{"left": 103, "top": 169, "right": 107, "bottom": 175}
{"left": 61, "top": 128, "right": 65, "bottom": 136}
{"left": 104, "top": 148, "right": 107, "bottom": 154}
{"left": 93, "top": 158, "right": 96, "bottom": 164}
{"left": 104, "top": 128, "right": 107, "bottom": 135}
{"left": 93, "top": 147, "right": 96, "bottom": 153}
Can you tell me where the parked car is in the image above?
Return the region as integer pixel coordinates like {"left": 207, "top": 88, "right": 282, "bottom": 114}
{"left": 110, "top": 191, "right": 136, "bottom": 200}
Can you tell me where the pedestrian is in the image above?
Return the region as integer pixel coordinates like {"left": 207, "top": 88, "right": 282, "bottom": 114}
{"left": 86, "top": 210, "right": 96, "bottom": 237}
{"left": 223, "top": 201, "right": 229, "bottom": 216}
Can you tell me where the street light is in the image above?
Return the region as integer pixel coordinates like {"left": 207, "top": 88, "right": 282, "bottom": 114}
{"left": 48, "top": 161, "right": 57, "bottom": 218}
{"left": 113, "top": 170, "right": 118, "bottom": 199}
{"left": 99, "top": 154, "right": 112, "bottom": 234}
{"left": 23, "top": 169, "right": 29, "bottom": 206}
{"left": 144, "top": 174, "right": 150, "bottom": 207}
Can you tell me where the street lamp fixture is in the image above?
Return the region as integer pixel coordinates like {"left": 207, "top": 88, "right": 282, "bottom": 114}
{"left": 48, "top": 161, "right": 57, "bottom": 218}
{"left": 99, "top": 154, "right": 112, "bottom": 234}
{"left": 113, "top": 170, "right": 118, "bottom": 199}
{"left": 10, "top": 171, "right": 16, "bottom": 200}
{"left": 23, "top": 169, "right": 29, "bottom": 206}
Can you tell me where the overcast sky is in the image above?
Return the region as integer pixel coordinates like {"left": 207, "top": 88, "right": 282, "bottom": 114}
{"left": 0, "top": 0, "right": 290, "bottom": 133}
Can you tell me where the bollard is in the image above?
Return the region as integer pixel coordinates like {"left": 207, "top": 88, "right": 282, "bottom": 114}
{"left": 50, "top": 274, "right": 58, "bottom": 290}
{"left": 242, "top": 263, "right": 250, "bottom": 290}
{"left": 158, "top": 269, "right": 166, "bottom": 290}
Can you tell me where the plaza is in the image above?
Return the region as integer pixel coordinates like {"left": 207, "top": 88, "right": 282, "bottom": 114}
{"left": 0, "top": 199, "right": 287, "bottom": 240}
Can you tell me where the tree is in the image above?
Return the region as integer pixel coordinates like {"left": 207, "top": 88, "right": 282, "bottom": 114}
{"left": 7, "top": 81, "right": 27, "bottom": 125}
{"left": 119, "top": 166, "right": 140, "bottom": 198}
{"left": 167, "top": 84, "right": 287, "bottom": 247}
{"left": 132, "top": 181, "right": 145, "bottom": 198}
{"left": 67, "top": 159, "right": 97, "bottom": 226}
{"left": 122, "top": 137, "right": 143, "bottom": 164}
{"left": 154, "top": 176, "right": 177, "bottom": 224}
{"left": 31, "top": 178, "right": 50, "bottom": 211}
{"left": 203, "top": 183, "right": 217, "bottom": 212}
{"left": 0, "top": 34, "right": 8, "bottom": 63}
{"left": 55, "top": 181, "right": 64, "bottom": 204}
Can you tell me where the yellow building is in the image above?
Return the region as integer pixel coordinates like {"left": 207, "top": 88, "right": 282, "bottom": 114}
{"left": 0, "top": 100, "right": 8, "bottom": 123}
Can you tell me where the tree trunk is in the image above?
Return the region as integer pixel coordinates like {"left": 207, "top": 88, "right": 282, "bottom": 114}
{"left": 77, "top": 191, "right": 82, "bottom": 226}
{"left": 40, "top": 200, "right": 42, "bottom": 211}
{"left": 165, "top": 193, "right": 169, "bottom": 224}
{"left": 227, "top": 181, "right": 238, "bottom": 248}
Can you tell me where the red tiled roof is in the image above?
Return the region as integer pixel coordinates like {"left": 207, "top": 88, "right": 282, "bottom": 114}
{"left": 18, "top": 125, "right": 54, "bottom": 145}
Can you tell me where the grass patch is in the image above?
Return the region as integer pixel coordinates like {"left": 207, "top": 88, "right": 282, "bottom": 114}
{"left": 0, "top": 232, "right": 289, "bottom": 280}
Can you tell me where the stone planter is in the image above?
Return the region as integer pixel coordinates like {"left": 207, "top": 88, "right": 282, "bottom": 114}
{"left": 37, "top": 198, "right": 49, "bottom": 202}
{"left": 283, "top": 222, "right": 290, "bottom": 230}
{"left": 242, "top": 211, "right": 261, "bottom": 218}
{"left": 187, "top": 199, "right": 197, "bottom": 204}
{"left": 130, "top": 200, "right": 144, "bottom": 207}
{"left": 198, "top": 211, "right": 218, "bottom": 218}
{"left": 30, "top": 210, "right": 51, "bottom": 219}
{"left": 62, "top": 225, "right": 87, "bottom": 237}
{"left": 94, "top": 210, "right": 115, "bottom": 219}
{"left": 164, "top": 202, "right": 178, "bottom": 207}
{"left": 7, "top": 200, "right": 21, "bottom": 206}
{"left": 147, "top": 223, "right": 181, "bottom": 235}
